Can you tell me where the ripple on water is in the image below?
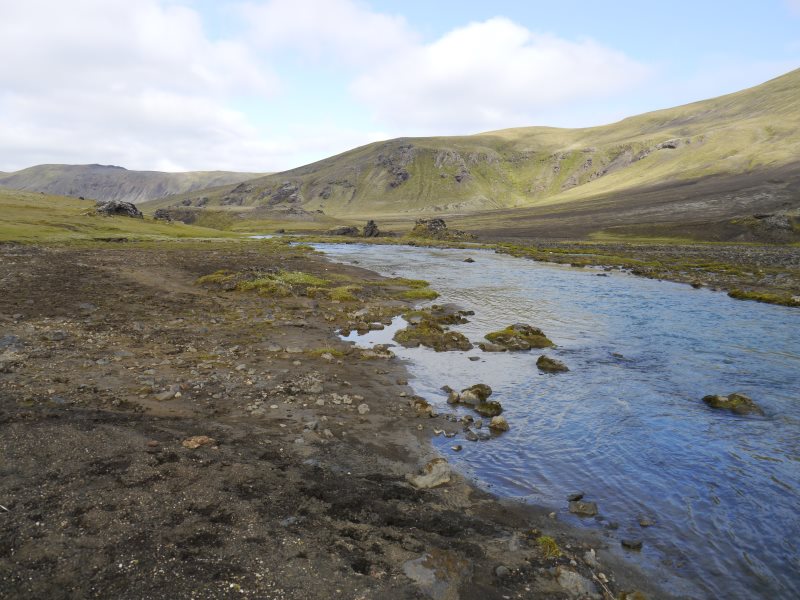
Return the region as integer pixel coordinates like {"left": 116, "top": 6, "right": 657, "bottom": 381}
{"left": 321, "top": 242, "right": 800, "bottom": 600}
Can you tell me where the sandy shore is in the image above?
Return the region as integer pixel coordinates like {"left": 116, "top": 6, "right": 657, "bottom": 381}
{"left": 0, "top": 240, "right": 664, "bottom": 599}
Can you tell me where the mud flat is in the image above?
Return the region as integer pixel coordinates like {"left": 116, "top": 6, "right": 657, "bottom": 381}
{"left": 0, "top": 240, "right": 662, "bottom": 599}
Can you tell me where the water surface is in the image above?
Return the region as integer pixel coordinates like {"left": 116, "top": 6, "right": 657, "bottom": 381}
{"left": 320, "top": 243, "right": 800, "bottom": 599}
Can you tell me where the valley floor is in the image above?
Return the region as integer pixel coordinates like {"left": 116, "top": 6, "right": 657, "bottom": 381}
{"left": 0, "top": 240, "right": 660, "bottom": 599}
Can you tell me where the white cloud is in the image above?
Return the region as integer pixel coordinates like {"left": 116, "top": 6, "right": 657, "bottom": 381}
{"left": 351, "top": 17, "right": 650, "bottom": 133}
{"left": 0, "top": 0, "right": 279, "bottom": 171}
{"left": 239, "top": 0, "right": 415, "bottom": 66}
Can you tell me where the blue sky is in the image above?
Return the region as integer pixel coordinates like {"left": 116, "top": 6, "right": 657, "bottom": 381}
{"left": 0, "top": 0, "right": 798, "bottom": 172}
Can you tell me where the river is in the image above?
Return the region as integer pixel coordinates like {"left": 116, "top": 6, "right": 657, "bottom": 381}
{"left": 316, "top": 242, "right": 800, "bottom": 599}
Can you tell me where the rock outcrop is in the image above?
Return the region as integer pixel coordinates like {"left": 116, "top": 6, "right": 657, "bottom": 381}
{"left": 410, "top": 218, "right": 476, "bottom": 241}
{"left": 95, "top": 199, "right": 143, "bottom": 218}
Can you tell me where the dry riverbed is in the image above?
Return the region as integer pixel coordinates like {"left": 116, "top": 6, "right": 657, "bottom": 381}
{"left": 1, "top": 239, "right": 660, "bottom": 599}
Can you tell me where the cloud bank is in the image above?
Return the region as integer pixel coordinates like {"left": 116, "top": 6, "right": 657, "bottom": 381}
{"left": 0, "top": 0, "right": 658, "bottom": 171}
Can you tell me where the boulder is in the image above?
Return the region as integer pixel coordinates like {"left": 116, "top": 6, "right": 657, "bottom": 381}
{"left": 153, "top": 208, "right": 172, "bottom": 221}
{"left": 702, "top": 392, "right": 764, "bottom": 416}
{"left": 363, "top": 220, "right": 380, "bottom": 237}
{"left": 537, "top": 355, "right": 569, "bottom": 373}
{"left": 485, "top": 323, "right": 553, "bottom": 350}
{"left": 475, "top": 401, "right": 503, "bottom": 417}
{"left": 95, "top": 199, "right": 143, "bottom": 218}
{"left": 464, "top": 383, "right": 492, "bottom": 401}
{"left": 394, "top": 320, "right": 472, "bottom": 352}
{"left": 410, "top": 218, "right": 476, "bottom": 241}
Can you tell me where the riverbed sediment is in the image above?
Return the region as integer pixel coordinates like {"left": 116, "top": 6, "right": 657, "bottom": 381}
{"left": 0, "top": 240, "right": 660, "bottom": 599}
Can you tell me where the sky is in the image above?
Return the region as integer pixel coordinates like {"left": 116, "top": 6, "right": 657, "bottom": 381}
{"left": 1, "top": 0, "right": 798, "bottom": 173}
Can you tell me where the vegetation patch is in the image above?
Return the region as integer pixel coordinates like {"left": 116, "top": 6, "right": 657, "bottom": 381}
{"left": 728, "top": 289, "right": 800, "bottom": 307}
{"left": 536, "top": 536, "right": 562, "bottom": 559}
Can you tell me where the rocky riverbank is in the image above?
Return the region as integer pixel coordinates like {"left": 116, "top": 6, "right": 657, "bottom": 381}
{"left": 0, "top": 239, "right": 663, "bottom": 599}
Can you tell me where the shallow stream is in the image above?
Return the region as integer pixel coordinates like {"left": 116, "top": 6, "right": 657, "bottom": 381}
{"left": 318, "top": 242, "right": 800, "bottom": 599}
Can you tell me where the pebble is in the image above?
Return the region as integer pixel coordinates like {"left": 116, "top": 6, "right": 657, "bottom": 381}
{"left": 451, "top": 445, "right": 462, "bottom": 452}
{"left": 495, "top": 565, "right": 510, "bottom": 578}
{"left": 357, "top": 403, "right": 370, "bottom": 415}
{"left": 567, "top": 492, "right": 585, "bottom": 502}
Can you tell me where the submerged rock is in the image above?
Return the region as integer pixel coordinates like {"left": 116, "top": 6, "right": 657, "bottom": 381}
{"left": 484, "top": 323, "right": 553, "bottom": 351}
{"left": 406, "top": 458, "right": 451, "bottom": 489}
{"left": 702, "top": 392, "right": 764, "bottom": 416}
{"left": 536, "top": 355, "right": 569, "bottom": 373}
{"left": 569, "top": 500, "right": 598, "bottom": 516}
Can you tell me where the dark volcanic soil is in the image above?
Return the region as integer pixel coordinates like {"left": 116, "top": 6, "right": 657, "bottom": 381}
{"left": 0, "top": 241, "right": 659, "bottom": 599}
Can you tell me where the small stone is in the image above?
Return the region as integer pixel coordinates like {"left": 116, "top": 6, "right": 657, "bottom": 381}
{"left": 451, "top": 445, "right": 462, "bottom": 452}
{"left": 468, "top": 356, "right": 480, "bottom": 361}
{"left": 494, "top": 565, "right": 510, "bottom": 577}
{"left": 357, "top": 403, "right": 370, "bottom": 415}
{"left": 464, "top": 429, "right": 479, "bottom": 442}
{"left": 567, "top": 492, "right": 584, "bottom": 502}
{"left": 638, "top": 516, "right": 655, "bottom": 528}
{"left": 182, "top": 435, "right": 215, "bottom": 449}
{"left": 396, "top": 378, "right": 408, "bottom": 385}
{"left": 146, "top": 440, "right": 159, "bottom": 448}
{"left": 621, "top": 539, "right": 643, "bottom": 551}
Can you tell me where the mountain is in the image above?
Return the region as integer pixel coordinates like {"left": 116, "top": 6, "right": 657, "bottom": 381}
{"left": 146, "top": 68, "right": 800, "bottom": 233}
{"left": 0, "top": 164, "right": 266, "bottom": 204}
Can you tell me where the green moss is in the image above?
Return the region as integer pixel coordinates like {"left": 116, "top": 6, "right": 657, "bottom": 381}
{"left": 196, "top": 270, "right": 234, "bottom": 285}
{"left": 398, "top": 288, "right": 440, "bottom": 300}
{"left": 536, "top": 536, "right": 562, "bottom": 559}
{"left": 329, "top": 285, "right": 362, "bottom": 301}
{"left": 307, "top": 347, "right": 345, "bottom": 358}
{"left": 728, "top": 289, "right": 800, "bottom": 307}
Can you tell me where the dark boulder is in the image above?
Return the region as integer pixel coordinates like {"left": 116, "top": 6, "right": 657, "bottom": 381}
{"left": 153, "top": 208, "right": 172, "bottom": 221}
{"left": 363, "top": 220, "right": 380, "bottom": 237}
{"left": 95, "top": 200, "right": 143, "bottom": 218}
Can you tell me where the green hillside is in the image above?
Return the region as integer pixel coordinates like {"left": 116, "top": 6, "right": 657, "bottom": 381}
{"left": 0, "top": 164, "right": 266, "bottom": 205}
{"left": 0, "top": 188, "right": 238, "bottom": 242}
{"left": 146, "top": 68, "right": 800, "bottom": 223}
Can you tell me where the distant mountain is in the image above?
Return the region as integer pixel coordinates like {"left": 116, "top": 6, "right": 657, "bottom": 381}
{"left": 147, "top": 68, "right": 800, "bottom": 226}
{"left": 0, "top": 164, "right": 266, "bottom": 204}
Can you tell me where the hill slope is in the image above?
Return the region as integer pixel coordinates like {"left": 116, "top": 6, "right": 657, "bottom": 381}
{"left": 148, "top": 68, "right": 800, "bottom": 224}
{"left": 0, "top": 164, "right": 265, "bottom": 204}
{"left": 0, "top": 187, "right": 238, "bottom": 242}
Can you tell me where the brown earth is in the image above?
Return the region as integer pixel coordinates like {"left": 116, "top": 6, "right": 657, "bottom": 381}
{"left": 0, "top": 241, "right": 663, "bottom": 599}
